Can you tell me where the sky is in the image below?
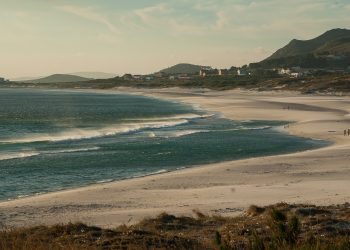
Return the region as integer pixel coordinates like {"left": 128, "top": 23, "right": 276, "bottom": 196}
{"left": 1, "top": 0, "right": 349, "bottom": 79}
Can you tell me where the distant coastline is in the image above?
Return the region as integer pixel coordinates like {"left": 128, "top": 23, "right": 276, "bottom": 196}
{"left": 3, "top": 28, "right": 350, "bottom": 96}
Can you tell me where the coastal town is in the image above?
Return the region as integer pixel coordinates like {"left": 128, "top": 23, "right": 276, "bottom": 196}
{"left": 0, "top": 77, "right": 9, "bottom": 84}
{"left": 119, "top": 65, "right": 350, "bottom": 82}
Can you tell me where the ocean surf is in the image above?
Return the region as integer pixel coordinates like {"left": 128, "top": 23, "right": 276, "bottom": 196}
{"left": 0, "top": 88, "right": 329, "bottom": 201}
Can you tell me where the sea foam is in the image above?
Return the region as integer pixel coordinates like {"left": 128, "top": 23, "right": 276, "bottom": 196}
{"left": 0, "top": 147, "right": 101, "bottom": 162}
{"left": 0, "top": 152, "right": 40, "bottom": 161}
{"left": 0, "top": 113, "right": 207, "bottom": 144}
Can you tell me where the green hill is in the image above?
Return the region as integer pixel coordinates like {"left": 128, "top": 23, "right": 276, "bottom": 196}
{"left": 160, "top": 63, "right": 211, "bottom": 75}
{"left": 249, "top": 29, "right": 350, "bottom": 69}
{"left": 23, "top": 74, "right": 92, "bottom": 84}
{"left": 69, "top": 72, "right": 118, "bottom": 79}
{"left": 267, "top": 28, "right": 350, "bottom": 60}
{"left": 314, "top": 36, "right": 350, "bottom": 55}
{"left": 250, "top": 28, "right": 350, "bottom": 69}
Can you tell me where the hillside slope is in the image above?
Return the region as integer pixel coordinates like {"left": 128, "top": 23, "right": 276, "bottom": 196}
{"left": 24, "top": 74, "right": 91, "bottom": 83}
{"left": 69, "top": 72, "right": 117, "bottom": 79}
{"left": 314, "top": 36, "right": 350, "bottom": 55}
{"left": 160, "top": 63, "right": 211, "bottom": 74}
{"left": 267, "top": 28, "right": 350, "bottom": 60}
{"left": 250, "top": 29, "right": 350, "bottom": 69}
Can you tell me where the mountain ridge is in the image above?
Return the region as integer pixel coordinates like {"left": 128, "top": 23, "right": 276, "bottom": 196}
{"left": 266, "top": 28, "right": 350, "bottom": 60}
{"left": 249, "top": 28, "right": 350, "bottom": 69}
{"left": 23, "top": 74, "right": 92, "bottom": 84}
{"left": 159, "top": 63, "right": 211, "bottom": 75}
{"left": 69, "top": 72, "right": 118, "bottom": 79}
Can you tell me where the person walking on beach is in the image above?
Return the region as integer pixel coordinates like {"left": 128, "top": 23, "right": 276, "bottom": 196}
{"left": 345, "top": 130, "right": 347, "bottom": 136}
{"left": 348, "top": 129, "right": 350, "bottom": 136}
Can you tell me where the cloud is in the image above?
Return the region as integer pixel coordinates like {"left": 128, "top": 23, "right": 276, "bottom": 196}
{"left": 193, "top": 0, "right": 218, "bottom": 12}
{"left": 58, "top": 5, "right": 119, "bottom": 33}
{"left": 214, "top": 10, "right": 230, "bottom": 30}
{"left": 122, "top": 0, "right": 349, "bottom": 41}
{"left": 134, "top": 4, "right": 167, "bottom": 22}
{"left": 294, "top": 2, "right": 327, "bottom": 14}
{"left": 169, "top": 19, "right": 207, "bottom": 36}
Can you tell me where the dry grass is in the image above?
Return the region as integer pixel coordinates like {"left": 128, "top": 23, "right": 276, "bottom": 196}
{"left": 256, "top": 73, "right": 350, "bottom": 94}
{"left": 1, "top": 203, "right": 350, "bottom": 250}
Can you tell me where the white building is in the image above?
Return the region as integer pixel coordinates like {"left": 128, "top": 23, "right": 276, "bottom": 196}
{"left": 132, "top": 75, "right": 142, "bottom": 79}
{"left": 290, "top": 72, "right": 303, "bottom": 78}
{"left": 237, "top": 69, "right": 248, "bottom": 76}
{"left": 278, "top": 68, "right": 292, "bottom": 75}
{"left": 199, "top": 67, "right": 215, "bottom": 77}
{"left": 199, "top": 70, "right": 206, "bottom": 77}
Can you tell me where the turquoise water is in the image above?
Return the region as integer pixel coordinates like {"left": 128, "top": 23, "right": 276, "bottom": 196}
{"left": 0, "top": 88, "right": 328, "bottom": 201}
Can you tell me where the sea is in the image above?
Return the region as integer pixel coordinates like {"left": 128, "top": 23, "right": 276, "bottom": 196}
{"left": 0, "top": 88, "right": 329, "bottom": 201}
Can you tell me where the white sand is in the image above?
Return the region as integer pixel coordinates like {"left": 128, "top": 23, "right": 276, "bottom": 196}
{"left": 1, "top": 88, "right": 350, "bottom": 228}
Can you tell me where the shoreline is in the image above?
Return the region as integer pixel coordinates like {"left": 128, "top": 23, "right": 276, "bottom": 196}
{"left": 1, "top": 87, "right": 350, "bottom": 228}
{"left": 1, "top": 142, "right": 330, "bottom": 204}
{"left": 0, "top": 88, "right": 329, "bottom": 202}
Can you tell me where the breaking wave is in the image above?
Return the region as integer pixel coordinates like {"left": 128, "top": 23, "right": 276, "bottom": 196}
{"left": 0, "top": 152, "right": 40, "bottom": 161}
{"left": 0, "top": 113, "right": 210, "bottom": 144}
{"left": 0, "top": 147, "right": 101, "bottom": 162}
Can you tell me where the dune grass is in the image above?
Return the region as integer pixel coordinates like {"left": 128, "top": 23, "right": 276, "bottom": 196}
{"left": 1, "top": 203, "right": 349, "bottom": 250}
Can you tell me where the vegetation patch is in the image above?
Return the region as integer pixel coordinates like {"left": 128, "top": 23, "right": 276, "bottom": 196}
{"left": 1, "top": 203, "right": 349, "bottom": 249}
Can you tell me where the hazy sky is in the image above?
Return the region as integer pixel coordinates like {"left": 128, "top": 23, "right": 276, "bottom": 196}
{"left": 1, "top": 0, "right": 349, "bottom": 78}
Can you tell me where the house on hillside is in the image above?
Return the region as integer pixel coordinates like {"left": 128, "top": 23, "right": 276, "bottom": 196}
{"left": 132, "top": 75, "right": 143, "bottom": 80}
{"left": 0, "top": 77, "right": 8, "bottom": 83}
{"left": 278, "top": 67, "right": 308, "bottom": 78}
{"left": 199, "top": 69, "right": 218, "bottom": 77}
{"left": 278, "top": 68, "right": 292, "bottom": 75}
{"left": 278, "top": 67, "right": 306, "bottom": 77}
{"left": 237, "top": 69, "right": 249, "bottom": 76}
{"left": 218, "top": 69, "right": 229, "bottom": 76}
{"left": 199, "top": 69, "right": 206, "bottom": 77}
{"left": 290, "top": 72, "right": 303, "bottom": 78}
{"left": 199, "top": 66, "right": 215, "bottom": 77}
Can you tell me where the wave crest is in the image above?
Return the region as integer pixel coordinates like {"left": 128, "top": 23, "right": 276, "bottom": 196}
{"left": 0, "top": 147, "right": 101, "bottom": 162}
{"left": 0, "top": 152, "right": 40, "bottom": 161}
{"left": 0, "top": 113, "right": 209, "bottom": 144}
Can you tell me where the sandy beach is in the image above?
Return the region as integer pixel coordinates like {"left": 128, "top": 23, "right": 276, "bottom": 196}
{"left": 1, "top": 88, "right": 350, "bottom": 228}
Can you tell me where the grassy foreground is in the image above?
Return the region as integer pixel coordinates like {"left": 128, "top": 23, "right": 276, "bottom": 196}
{"left": 1, "top": 203, "right": 349, "bottom": 250}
